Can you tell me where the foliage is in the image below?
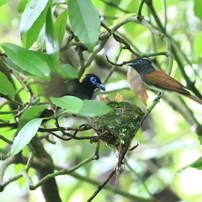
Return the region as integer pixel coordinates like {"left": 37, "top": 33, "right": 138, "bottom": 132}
{"left": 1, "top": 0, "right": 202, "bottom": 202}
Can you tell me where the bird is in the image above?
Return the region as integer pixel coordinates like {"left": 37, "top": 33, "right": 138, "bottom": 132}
{"left": 40, "top": 74, "right": 105, "bottom": 118}
{"left": 44, "top": 73, "right": 105, "bottom": 100}
{"left": 126, "top": 58, "right": 202, "bottom": 105}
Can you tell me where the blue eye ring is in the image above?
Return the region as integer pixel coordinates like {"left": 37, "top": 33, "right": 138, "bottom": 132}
{"left": 90, "top": 77, "right": 97, "bottom": 83}
{"left": 137, "top": 59, "right": 143, "bottom": 64}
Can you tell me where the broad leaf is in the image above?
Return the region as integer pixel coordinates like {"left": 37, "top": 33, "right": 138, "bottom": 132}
{"left": 11, "top": 118, "right": 43, "bottom": 156}
{"left": 176, "top": 156, "right": 202, "bottom": 174}
{"left": 68, "top": 0, "right": 100, "bottom": 51}
{"left": 59, "top": 63, "right": 78, "bottom": 79}
{"left": 1, "top": 43, "right": 50, "bottom": 77}
{"left": 0, "top": 0, "right": 9, "bottom": 7}
{"left": 194, "top": 32, "right": 202, "bottom": 59}
{"left": 190, "top": 157, "right": 202, "bottom": 170}
{"left": 0, "top": 72, "right": 15, "bottom": 100}
{"left": 77, "top": 100, "right": 112, "bottom": 117}
{"left": 20, "top": 0, "right": 50, "bottom": 33}
{"left": 50, "top": 96, "right": 83, "bottom": 114}
{"left": 21, "top": 1, "right": 51, "bottom": 48}
{"left": 198, "top": 136, "right": 202, "bottom": 145}
{"left": 54, "top": 10, "right": 67, "bottom": 47}
{"left": 19, "top": 105, "right": 48, "bottom": 128}
{"left": 4, "top": 57, "right": 32, "bottom": 76}
{"left": 194, "top": 0, "right": 202, "bottom": 21}
{"left": 45, "top": 7, "right": 59, "bottom": 54}
{"left": 45, "top": 7, "right": 60, "bottom": 73}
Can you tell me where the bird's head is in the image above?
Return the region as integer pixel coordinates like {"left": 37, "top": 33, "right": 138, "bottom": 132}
{"left": 126, "top": 58, "right": 154, "bottom": 76}
{"left": 81, "top": 74, "right": 105, "bottom": 91}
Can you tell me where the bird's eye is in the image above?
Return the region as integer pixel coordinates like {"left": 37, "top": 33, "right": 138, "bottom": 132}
{"left": 137, "top": 59, "right": 143, "bottom": 64}
{"left": 90, "top": 77, "right": 97, "bottom": 83}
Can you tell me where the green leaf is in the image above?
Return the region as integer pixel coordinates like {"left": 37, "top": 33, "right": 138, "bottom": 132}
{"left": 175, "top": 166, "right": 189, "bottom": 175}
{"left": 20, "top": 0, "right": 50, "bottom": 33}
{"left": 190, "top": 157, "right": 202, "bottom": 170}
{"left": 194, "top": 0, "right": 202, "bottom": 21}
{"left": 18, "top": 105, "right": 48, "bottom": 129}
{"left": 54, "top": 10, "right": 67, "bottom": 47}
{"left": 45, "top": 7, "right": 60, "bottom": 73}
{"left": 68, "top": 0, "right": 100, "bottom": 51}
{"left": 1, "top": 43, "right": 50, "bottom": 77}
{"left": 198, "top": 136, "right": 202, "bottom": 145}
{"left": 45, "top": 7, "right": 59, "bottom": 54}
{"left": 21, "top": 13, "right": 46, "bottom": 49}
{"left": 21, "top": 1, "right": 51, "bottom": 48}
{"left": 0, "top": 72, "right": 15, "bottom": 100}
{"left": 4, "top": 57, "right": 32, "bottom": 76}
{"left": 17, "top": 0, "right": 29, "bottom": 13}
{"left": 0, "top": 0, "right": 10, "bottom": 7}
{"left": 77, "top": 100, "right": 112, "bottom": 117}
{"left": 59, "top": 63, "right": 78, "bottom": 79}
{"left": 50, "top": 96, "right": 83, "bottom": 114}
{"left": 11, "top": 118, "right": 43, "bottom": 156}
{"left": 193, "top": 32, "right": 202, "bottom": 59}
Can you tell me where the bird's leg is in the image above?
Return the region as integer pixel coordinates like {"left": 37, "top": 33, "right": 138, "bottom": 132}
{"left": 154, "top": 92, "right": 163, "bottom": 102}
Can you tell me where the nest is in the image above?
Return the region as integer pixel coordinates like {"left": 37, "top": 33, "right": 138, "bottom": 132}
{"left": 95, "top": 101, "right": 144, "bottom": 149}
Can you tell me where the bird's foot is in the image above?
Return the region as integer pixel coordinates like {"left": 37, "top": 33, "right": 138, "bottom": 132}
{"left": 154, "top": 92, "right": 163, "bottom": 102}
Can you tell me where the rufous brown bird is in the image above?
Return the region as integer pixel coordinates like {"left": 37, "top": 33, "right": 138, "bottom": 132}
{"left": 126, "top": 58, "right": 202, "bottom": 105}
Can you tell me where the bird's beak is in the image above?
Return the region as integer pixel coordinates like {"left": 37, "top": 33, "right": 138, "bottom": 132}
{"left": 95, "top": 83, "right": 105, "bottom": 91}
{"left": 126, "top": 62, "right": 135, "bottom": 66}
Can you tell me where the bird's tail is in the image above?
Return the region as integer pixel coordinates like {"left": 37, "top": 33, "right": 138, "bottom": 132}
{"left": 185, "top": 94, "right": 202, "bottom": 105}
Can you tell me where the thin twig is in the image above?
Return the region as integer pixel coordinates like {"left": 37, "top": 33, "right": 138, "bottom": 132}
{"left": 137, "top": 0, "right": 145, "bottom": 20}
{"left": 125, "top": 160, "right": 152, "bottom": 197}
{"left": 30, "top": 155, "right": 96, "bottom": 190}
{"left": 103, "top": 45, "right": 123, "bottom": 84}
{"left": 0, "top": 135, "right": 13, "bottom": 144}
{"left": 86, "top": 169, "right": 116, "bottom": 202}
{"left": 100, "top": 0, "right": 130, "bottom": 13}
{"left": 21, "top": 153, "right": 34, "bottom": 186}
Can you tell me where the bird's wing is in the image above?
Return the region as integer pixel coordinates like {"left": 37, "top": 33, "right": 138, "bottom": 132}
{"left": 142, "top": 70, "right": 190, "bottom": 95}
{"left": 44, "top": 73, "right": 67, "bottom": 98}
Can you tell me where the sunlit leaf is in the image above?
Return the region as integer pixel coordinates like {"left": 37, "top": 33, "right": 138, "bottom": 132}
{"left": 45, "top": 7, "right": 60, "bottom": 73}
{"left": 18, "top": 105, "right": 48, "bottom": 129}
{"left": 175, "top": 166, "right": 189, "bottom": 175}
{"left": 190, "top": 157, "right": 202, "bottom": 170}
{"left": 20, "top": 0, "right": 50, "bottom": 32}
{"left": 194, "top": 32, "right": 202, "bottom": 59}
{"left": 68, "top": 0, "right": 100, "bottom": 51}
{"left": 1, "top": 43, "right": 50, "bottom": 77}
{"left": 4, "top": 57, "right": 32, "bottom": 76}
{"left": 11, "top": 118, "right": 43, "bottom": 156}
{"left": 45, "top": 7, "right": 59, "bottom": 54}
{"left": 54, "top": 10, "right": 67, "bottom": 47}
{"left": 0, "top": 0, "right": 9, "bottom": 7}
{"left": 0, "top": 71, "right": 15, "bottom": 100}
{"left": 17, "top": 0, "right": 29, "bottom": 13}
{"left": 22, "top": 3, "right": 51, "bottom": 48}
{"left": 22, "top": 14, "right": 46, "bottom": 49}
{"left": 50, "top": 96, "right": 83, "bottom": 114}
{"left": 198, "top": 136, "right": 202, "bottom": 145}
{"left": 194, "top": 0, "right": 202, "bottom": 21}
{"left": 59, "top": 63, "right": 78, "bottom": 79}
{"left": 77, "top": 100, "right": 112, "bottom": 117}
